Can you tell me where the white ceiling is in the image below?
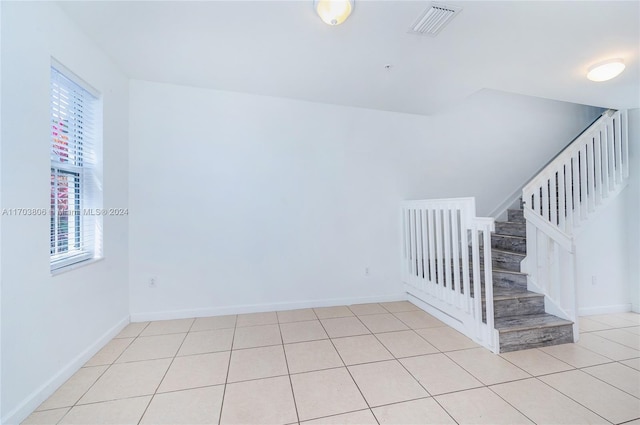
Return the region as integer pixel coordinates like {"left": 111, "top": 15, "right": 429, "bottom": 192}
{"left": 58, "top": 0, "right": 640, "bottom": 115}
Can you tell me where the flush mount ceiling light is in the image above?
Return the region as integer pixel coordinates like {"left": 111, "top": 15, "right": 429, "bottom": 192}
{"left": 314, "top": 0, "right": 354, "bottom": 26}
{"left": 587, "top": 59, "right": 626, "bottom": 82}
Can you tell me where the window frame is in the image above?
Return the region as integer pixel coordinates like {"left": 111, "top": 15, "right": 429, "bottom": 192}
{"left": 49, "top": 60, "right": 102, "bottom": 272}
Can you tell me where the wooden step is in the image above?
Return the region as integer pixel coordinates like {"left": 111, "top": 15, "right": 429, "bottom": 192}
{"left": 495, "top": 313, "right": 574, "bottom": 352}
{"left": 491, "top": 234, "right": 526, "bottom": 254}
{"left": 489, "top": 289, "right": 545, "bottom": 319}
{"left": 495, "top": 221, "right": 526, "bottom": 237}
{"left": 507, "top": 208, "right": 525, "bottom": 223}
{"left": 479, "top": 248, "right": 525, "bottom": 272}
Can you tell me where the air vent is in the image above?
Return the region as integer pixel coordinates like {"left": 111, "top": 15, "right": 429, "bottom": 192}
{"left": 409, "top": 3, "right": 461, "bottom": 36}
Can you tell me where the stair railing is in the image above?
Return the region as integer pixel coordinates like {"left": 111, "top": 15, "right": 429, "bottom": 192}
{"left": 521, "top": 110, "right": 629, "bottom": 337}
{"left": 401, "top": 197, "right": 499, "bottom": 352}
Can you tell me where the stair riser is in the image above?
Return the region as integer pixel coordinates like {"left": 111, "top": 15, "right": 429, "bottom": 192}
{"left": 479, "top": 250, "right": 524, "bottom": 273}
{"left": 499, "top": 324, "right": 573, "bottom": 352}
{"left": 492, "top": 296, "right": 545, "bottom": 319}
{"left": 507, "top": 209, "right": 525, "bottom": 223}
{"left": 479, "top": 270, "right": 528, "bottom": 291}
{"left": 495, "top": 222, "right": 526, "bottom": 237}
{"left": 491, "top": 235, "right": 526, "bottom": 254}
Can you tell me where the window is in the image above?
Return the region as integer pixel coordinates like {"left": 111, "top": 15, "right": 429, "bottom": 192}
{"left": 50, "top": 63, "right": 102, "bottom": 271}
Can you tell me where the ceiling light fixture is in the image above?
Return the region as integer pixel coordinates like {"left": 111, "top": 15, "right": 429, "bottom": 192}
{"left": 314, "top": 0, "right": 354, "bottom": 26}
{"left": 587, "top": 59, "right": 626, "bottom": 82}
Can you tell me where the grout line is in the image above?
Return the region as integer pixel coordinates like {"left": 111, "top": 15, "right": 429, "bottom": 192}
{"left": 217, "top": 316, "right": 238, "bottom": 425}
{"left": 278, "top": 321, "right": 301, "bottom": 424}
{"left": 315, "top": 316, "right": 380, "bottom": 425}
{"left": 136, "top": 323, "right": 191, "bottom": 424}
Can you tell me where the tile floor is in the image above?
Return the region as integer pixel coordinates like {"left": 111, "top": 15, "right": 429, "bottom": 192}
{"left": 23, "top": 302, "right": 640, "bottom": 425}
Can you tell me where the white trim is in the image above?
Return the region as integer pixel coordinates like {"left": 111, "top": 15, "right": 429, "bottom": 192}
{"left": 578, "top": 304, "right": 632, "bottom": 316}
{"left": 51, "top": 257, "right": 103, "bottom": 276}
{"left": 487, "top": 187, "right": 524, "bottom": 221}
{"left": 130, "top": 293, "right": 406, "bottom": 322}
{"left": 2, "top": 316, "right": 129, "bottom": 425}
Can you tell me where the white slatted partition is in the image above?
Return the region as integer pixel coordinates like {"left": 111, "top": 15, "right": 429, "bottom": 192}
{"left": 401, "top": 198, "right": 498, "bottom": 352}
{"left": 522, "top": 110, "right": 629, "bottom": 339}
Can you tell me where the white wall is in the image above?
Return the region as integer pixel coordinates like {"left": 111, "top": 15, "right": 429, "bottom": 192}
{"left": 575, "top": 189, "right": 632, "bottom": 315}
{"left": 627, "top": 108, "right": 640, "bottom": 313}
{"left": 1, "top": 3, "right": 129, "bottom": 423}
{"left": 574, "top": 109, "right": 639, "bottom": 315}
{"left": 129, "top": 81, "right": 601, "bottom": 320}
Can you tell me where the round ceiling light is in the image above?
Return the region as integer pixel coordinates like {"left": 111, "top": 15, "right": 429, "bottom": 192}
{"left": 587, "top": 59, "right": 626, "bottom": 82}
{"left": 314, "top": 0, "right": 354, "bottom": 26}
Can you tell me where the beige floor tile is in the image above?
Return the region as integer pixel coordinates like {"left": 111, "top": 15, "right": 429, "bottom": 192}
{"left": 500, "top": 348, "right": 573, "bottom": 376}
{"left": 624, "top": 326, "right": 640, "bottom": 335}
{"left": 373, "top": 398, "right": 455, "bottom": 425}
{"left": 228, "top": 345, "right": 288, "bottom": 382}
{"left": 37, "top": 366, "right": 108, "bottom": 410}
{"left": 393, "top": 311, "right": 446, "bottom": 329}
{"left": 291, "top": 368, "right": 368, "bottom": 421}
{"left": 348, "top": 360, "right": 428, "bottom": 407}
{"left": 621, "top": 358, "right": 640, "bottom": 371}
{"left": 416, "top": 327, "right": 478, "bottom": 352}
{"left": 593, "top": 328, "right": 640, "bottom": 350}
{"left": 321, "top": 317, "right": 370, "bottom": 338}
{"left": 84, "top": 338, "right": 134, "bottom": 367}
{"left": 539, "top": 343, "right": 611, "bottom": 368}
{"left": 577, "top": 332, "right": 640, "bottom": 360}
{"left": 540, "top": 369, "right": 640, "bottom": 424}
{"left": 220, "top": 376, "right": 297, "bottom": 424}
{"left": 358, "top": 313, "right": 409, "bottom": 333}
{"left": 491, "top": 378, "right": 608, "bottom": 425}
{"left": 177, "top": 328, "right": 234, "bottom": 356}
{"left": 313, "top": 306, "right": 354, "bottom": 319}
{"left": 615, "top": 313, "right": 640, "bottom": 324}
{"left": 277, "top": 308, "right": 317, "bottom": 323}
{"left": 78, "top": 359, "right": 171, "bottom": 404}
{"left": 191, "top": 315, "right": 236, "bottom": 332}
{"left": 115, "top": 322, "right": 148, "bottom": 338}
{"left": 332, "top": 335, "right": 393, "bottom": 365}
{"left": 436, "top": 387, "right": 533, "bottom": 424}
{"left": 21, "top": 408, "right": 69, "bottom": 425}
{"left": 232, "top": 324, "right": 281, "bottom": 349}
{"left": 447, "top": 347, "right": 530, "bottom": 385}
{"left": 140, "top": 386, "right": 224, "bottom": 424}
{"left": 59, "top": 396, "right": 151, "bottom": 425}
{"left": 400, "top": 353, "right": 482, "bottom": 396}
{"left": 116, "top": 333, "right": 185, "bottom": 363}
{"left": 579, "top": 316, "right": 614, "bottom": 332}
{"left": 284, "top": 340, "right": 343, "bottom": 374}
{"left": 588, "top": 314, "right": 638, "bottom": 328}
{"left": 302, "top": 409, "right": 377, "bottom": 424}
{"left": 280, "top": 320, "right": 328, "bottom": 344}
{"left": 380, "top": 301, "right": 420, "bottom": 313}
{"left": 583, "top": 362, "right": 640, "bottom": 397}
{"left": 236, "top": 311, "right": 278, "bottom": 327}
{"left": 375, "top": 330, "right": 438, "bottom": 358}
{"left": 158, "top": 351, "right": 230, "bottom": 393}
{"left": 348, "top": 303, "right": 388, "bottom": 316}
{"left": 141, "top": 318, "right": 194, "bottom": 336}
{"left": 624, "top": 420, "right": 640, "bottom": 425}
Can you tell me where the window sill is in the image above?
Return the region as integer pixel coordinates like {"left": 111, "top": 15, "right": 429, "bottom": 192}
{"left": 51, "top": 257, "right": 104, "bottom": 277}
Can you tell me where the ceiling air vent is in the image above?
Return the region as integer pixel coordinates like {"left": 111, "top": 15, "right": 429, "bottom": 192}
{"left": 409, "top": 3, "right": 462, "bottom": 36}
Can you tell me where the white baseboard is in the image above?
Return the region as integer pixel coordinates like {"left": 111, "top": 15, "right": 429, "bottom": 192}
{"left": 129, "top": 293, "right": 406, "bottom": 322}
{"left": 2, "top": 316, "right": 129, "bottom": 425}
{"left": 578, "top": 304, "right": 632, "bottom": 316}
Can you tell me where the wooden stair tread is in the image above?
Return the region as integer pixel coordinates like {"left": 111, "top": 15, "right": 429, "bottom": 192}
{"left": 495, "top": 313, "right": 573, "bottom": 333}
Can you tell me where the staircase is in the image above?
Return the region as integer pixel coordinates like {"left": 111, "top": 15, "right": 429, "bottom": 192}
{"left": 486, "top": 203, "right": 573, "bottom": 352}
{"left": 402, "top": 110, "right": 629, "bottom": 354}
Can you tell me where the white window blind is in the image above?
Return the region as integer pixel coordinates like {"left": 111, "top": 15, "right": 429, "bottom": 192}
{"left": 50, "top": 65, "right": 102, "bottom": 271}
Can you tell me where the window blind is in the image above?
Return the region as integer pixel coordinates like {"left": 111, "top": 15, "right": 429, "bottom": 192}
{"left": 50, "top": 65, "right": 102, "bottom": 271}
